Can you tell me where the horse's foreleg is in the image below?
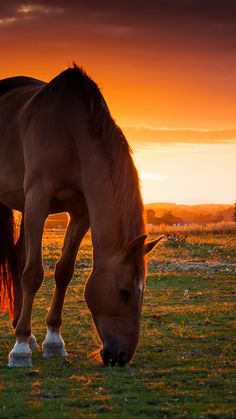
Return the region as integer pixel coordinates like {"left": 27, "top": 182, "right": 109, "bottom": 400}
{"left": 42, "top": 212, "right": 89, "bottom": 358}
{"left": 8, "top": 189, "right": 48, "bottom": 367}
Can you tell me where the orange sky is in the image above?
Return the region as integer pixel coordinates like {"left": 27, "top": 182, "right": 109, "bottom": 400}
{"left": 0, "top": 1, "right": 235, "bottom": 204}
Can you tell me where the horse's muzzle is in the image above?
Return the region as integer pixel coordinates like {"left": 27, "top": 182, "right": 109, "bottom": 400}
{"left": 100, "top": 347, "right": 129, "bottom": 367}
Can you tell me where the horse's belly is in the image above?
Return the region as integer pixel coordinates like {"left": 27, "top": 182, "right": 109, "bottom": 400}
{"left": 0, "top": 157, "right": 25, "bottom": 210}
{"left": 0, "top": 188, "right": 25, "bottom": 211}
{"left": 0, "top": 187, "right": 85, "bottom": 214}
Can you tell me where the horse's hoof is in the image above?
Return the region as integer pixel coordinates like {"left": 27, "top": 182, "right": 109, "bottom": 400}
{"left": 42, "top": 342, "right": 68, "bottom": 358}
{"left": 42, "top": 330, "right": 68, "bottom": 358}
{"left": 29, "top": 334, "right": 39, "bottom": 350}
{"left": 8, "top": 342, "right": 32, "bottom": 368}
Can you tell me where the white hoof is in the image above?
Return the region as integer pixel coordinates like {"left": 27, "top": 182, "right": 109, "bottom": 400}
{"left": 42, "top": 330, "right": 68, "bottom": 358}
{"left": 8, "top": 342, "right": 32, "bottom": 368}
{"left": 29, "top": 334, "right": 39, "bottom": 350}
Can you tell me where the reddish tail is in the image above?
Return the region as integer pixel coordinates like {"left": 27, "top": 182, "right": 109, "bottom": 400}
{"left": 0, "top": 203, "right": 16, "bottom": 319}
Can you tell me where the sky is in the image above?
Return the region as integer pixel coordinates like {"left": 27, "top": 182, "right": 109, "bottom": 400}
{"left": 0, "top": 0, "right": 235, "bottom": 204}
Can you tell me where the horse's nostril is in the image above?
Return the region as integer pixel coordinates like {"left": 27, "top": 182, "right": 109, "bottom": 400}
{"left": 118, "top": 351, "right": 129, "bottom": 366}
{"left": 100, "top": 346, "right": 120, "bottom": 366}
{"left": 100, "top": 341, "right": 129, "bottom": 367}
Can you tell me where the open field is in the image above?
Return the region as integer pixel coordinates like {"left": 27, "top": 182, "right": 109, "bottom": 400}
{"left": 148, "top": 222, "right": 236, "bottom": 234}
{"left": 0, "top": 230, "right": 235, "bottom": 418}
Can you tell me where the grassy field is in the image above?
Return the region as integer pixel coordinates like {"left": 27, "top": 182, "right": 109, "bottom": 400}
{"left": 0, "top": 230, "right": 235, "bottom": 418}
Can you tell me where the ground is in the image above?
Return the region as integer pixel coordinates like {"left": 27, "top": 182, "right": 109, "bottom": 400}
{"left": 0, "top": 231, "right": 235, "bottom": 418}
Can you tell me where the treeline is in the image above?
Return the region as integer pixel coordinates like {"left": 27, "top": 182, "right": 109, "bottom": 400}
{"left": 45, "top": 204, "right": 234, "bottom": 228}
{"left": 145, "top": 204, "right": 234, "bottom": 225}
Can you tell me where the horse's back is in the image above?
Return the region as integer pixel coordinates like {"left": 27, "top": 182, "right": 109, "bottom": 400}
{"left": 0, "top": 76, "right": 44, "bottom": 97}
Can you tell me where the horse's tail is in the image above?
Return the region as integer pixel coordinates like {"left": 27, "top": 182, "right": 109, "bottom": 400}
{"left": 0, "top": 203, "right": 17, "bottom": 319}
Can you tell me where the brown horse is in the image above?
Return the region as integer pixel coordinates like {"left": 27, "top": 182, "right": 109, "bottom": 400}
{"left": 0, "top": 65, "right": 163, "bottom": 367}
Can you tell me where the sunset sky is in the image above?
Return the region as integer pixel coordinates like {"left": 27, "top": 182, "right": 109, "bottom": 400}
{"left": 0, "top": 0, "right": 235, "bottom": 204}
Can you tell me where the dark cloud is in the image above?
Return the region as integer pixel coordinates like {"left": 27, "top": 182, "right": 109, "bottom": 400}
{"left": 1, "top": 1, "right": 236, "bottom": 30}
{"left": 0, "top": 1, "right": 235, "bottom": 62}
{"left": 1, "top": 0, "right": 235, "bottom": 19}
{"left": 1, "top": 1, "right": 235, "bottom": 67}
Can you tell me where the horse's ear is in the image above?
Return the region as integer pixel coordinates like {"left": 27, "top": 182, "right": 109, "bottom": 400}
{"left": 126, "top": 235, "right": 147, "bottom": 259}
{"left": 144, "top": 235, "right": 164, "bottom": 255}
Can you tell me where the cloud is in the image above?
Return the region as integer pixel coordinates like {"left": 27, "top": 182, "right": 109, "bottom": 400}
{"left": 0, "top": 17, "right": 17, "bottom": 25}
{"left": 0, "top": 2, "right": 64, "bottom": 26}
{"left": 123, "top": 125, "right": 236, "bottom": 145}
{"left": 17, "top": 4, "right": 64, "bottom": 15}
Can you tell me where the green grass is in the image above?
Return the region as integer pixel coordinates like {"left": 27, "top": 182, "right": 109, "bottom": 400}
{"left": 0, "top": 232, "right": 235, "bottom": 418}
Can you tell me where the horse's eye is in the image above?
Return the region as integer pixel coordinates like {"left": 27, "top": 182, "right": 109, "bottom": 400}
{"left": 119, "top": 288, "right": 131, "bottom": 302}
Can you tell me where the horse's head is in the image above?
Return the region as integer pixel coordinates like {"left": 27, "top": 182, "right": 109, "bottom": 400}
{"left": 85, "top": 234, "right": 163, "bottom": 366}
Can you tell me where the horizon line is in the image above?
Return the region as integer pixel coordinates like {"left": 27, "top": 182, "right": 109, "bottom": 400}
{"left": 144, "top": 201, "right": 234, "bottom": 206}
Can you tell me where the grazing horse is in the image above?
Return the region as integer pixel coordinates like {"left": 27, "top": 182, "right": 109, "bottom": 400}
{"left": 0, "top": 65, "right": 163, "bottom": 367}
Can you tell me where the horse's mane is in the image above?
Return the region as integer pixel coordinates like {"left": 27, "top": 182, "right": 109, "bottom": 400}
{"left": 61, "top": 64, "right": 146, "bottom": 246}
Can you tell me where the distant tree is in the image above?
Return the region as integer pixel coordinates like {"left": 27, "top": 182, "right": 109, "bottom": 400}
{"left": 160, "top": 210, "right": 183, "bottom": 225}
{"left": 146, "top": 209, "right": 156, "bottom": 224}
{"left": 146, "top": 209, "right": 162, "bottom": 225}
{"left": 234, "top": 201, "right": 236, "bottom": 222}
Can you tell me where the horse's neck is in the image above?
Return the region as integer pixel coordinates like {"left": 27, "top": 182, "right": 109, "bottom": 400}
{"left": 78, "top": 135, "right": 144, "bottom": 260}
{"left": 88, "top": 186, "right": 122, "bottom": 258}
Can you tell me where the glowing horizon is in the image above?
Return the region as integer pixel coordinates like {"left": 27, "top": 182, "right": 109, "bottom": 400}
{"left": 133, "top": 142, "right": 236, "bottom": 205}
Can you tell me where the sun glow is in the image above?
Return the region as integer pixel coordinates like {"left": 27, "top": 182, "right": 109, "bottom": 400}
{"left": 133, "top": 142, "right": 236, "bottom": 204}
{"left": 140, "top": 172, "right": 168, "bottom": 181}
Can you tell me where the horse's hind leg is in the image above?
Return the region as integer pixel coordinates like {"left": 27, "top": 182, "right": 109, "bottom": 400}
{"left": 12, "top": 216, "right": 24, "bottom": 330}
{"left": 42, "top": 211, "right": 89, "bottom": 358}
{"left": 10, "top": 216, "right": 38, "bottom": 351}
{"left": 9, "top": 188, "right": 48, "bottom": 367}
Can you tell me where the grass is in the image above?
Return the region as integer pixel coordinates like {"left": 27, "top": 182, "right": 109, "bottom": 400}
{"left": 0, "top": 231, "right": 235, "bottom": 418}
